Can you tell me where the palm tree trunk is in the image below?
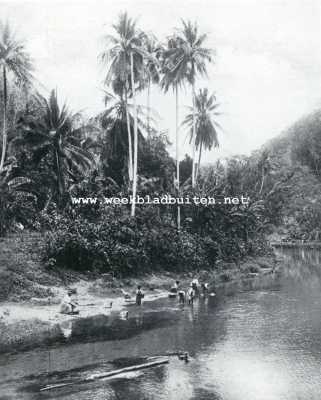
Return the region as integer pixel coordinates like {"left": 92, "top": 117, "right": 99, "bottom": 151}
{"left": 196, "top": 140, "right": 203, "bottom": 179}
{"left": 130, "top": 52, "right": 138, "bottom": 217}
{"left": 55, "top": 149, "right": 64, "bottom": 206}
{"left": 175, "top": 85, "right": 180, "bottom": 231}
{"left": 125, "top": 81, "right": 133, "bottom": 182}
{"left": 147, "top": 79, "right": 151, "bottom": 138}
{"left": 0, "top": 66, "right": 8, "bottom": 173}
{"left": 191, "top": 83, "right": 196, "bottom": 187}
{"left": 259, "top": 167, "right": 265, "bottom": 194}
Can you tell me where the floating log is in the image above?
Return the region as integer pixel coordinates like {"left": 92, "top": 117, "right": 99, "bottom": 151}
{"left": 88, "top": 357, "right": 169, "bottom": 380}
{"left": 40, "top": 357, "right": 169, "bottom": 392}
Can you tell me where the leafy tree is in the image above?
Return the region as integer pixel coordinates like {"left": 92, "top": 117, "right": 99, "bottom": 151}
{"left": 0, "top": 157, "right": 35, "bottom": 235}
{"left": 179, "top": 154, "right": 193, "bottom": 186}
{"left": 96, "top": 90, "right": 147, "bottom": 185}
{"left": 139, "top": 130, "right": 175, "bottom": 191}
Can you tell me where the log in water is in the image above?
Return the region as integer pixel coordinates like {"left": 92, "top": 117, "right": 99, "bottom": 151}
{"left": 40, "top": 357, "right": 169, "bottom": 392}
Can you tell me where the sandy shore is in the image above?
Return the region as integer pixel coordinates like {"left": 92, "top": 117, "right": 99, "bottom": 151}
{"left": 0, "top": 278, "right": 171, "bottom": 326}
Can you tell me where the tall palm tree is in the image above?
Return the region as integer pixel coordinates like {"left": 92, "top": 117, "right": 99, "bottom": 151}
{"left": 100, "top": 12, "right": 147, "bottom": 217}
{"left": 16, "top": 90, "right": 96, "bottom": 205}
{"left": 142, "top": 34, "right": 161, "bottom": 138}
{"left": 169, "top": 20, "right": 213, "bottom": 187}
{"left": 100, "top": 14, "right": 134, "bottom": 183}
{"left": 183, "top": 89, "right": 220, "bottom": 179}
{"left": 161, "top": 36, "right": 186, "bottom": 230}
{"left": 0, "top": 21, "right": 33, "bottom": 173}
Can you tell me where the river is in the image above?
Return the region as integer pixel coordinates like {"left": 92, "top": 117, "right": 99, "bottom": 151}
{"left": 1, "top": 248, "right": 321, "bottom": 400}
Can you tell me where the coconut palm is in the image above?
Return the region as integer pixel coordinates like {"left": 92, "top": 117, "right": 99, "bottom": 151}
{"left": 142, "top": 34, "right": 161, "bottom": 137}
{"left": 0, "top": 21, "right": 33, "bottom": 173}
{"left": 167, "top": 20, "right": 213, "bottom": 187}
{"left": 161, "top": 35, "right": 187, "bottom": 230}
{"left": 15, "top": 90, "right": 96, "bottom": 205}
{"left": 183, "top": 89, "right": 220, "bottom": 179}
{"left": 96, "top": 90, "right": 148, "bottom": 185}
{"left": 100, "top": 12, "right": 148, "bottom": 217}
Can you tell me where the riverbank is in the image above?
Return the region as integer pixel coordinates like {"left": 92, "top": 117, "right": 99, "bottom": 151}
{"left": 0, "top": 249, "right": 282, "bottom": 355}
{"left": 271, "top": 241, "right": 321, "bottom": 248}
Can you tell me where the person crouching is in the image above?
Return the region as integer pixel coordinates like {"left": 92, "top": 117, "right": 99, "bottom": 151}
{"left": 60, "top": 289, "right": 79, "bottom": 315}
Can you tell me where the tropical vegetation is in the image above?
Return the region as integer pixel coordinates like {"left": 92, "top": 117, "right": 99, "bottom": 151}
{"left": 1, "top": 13, "right": 317, "bottom": 278}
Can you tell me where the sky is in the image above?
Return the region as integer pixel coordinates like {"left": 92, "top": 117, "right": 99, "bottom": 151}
{"left": 1, "top": 0, "right": 320, "bottom": 162}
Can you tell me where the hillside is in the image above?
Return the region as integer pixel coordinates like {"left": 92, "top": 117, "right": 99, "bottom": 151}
{"left": 259, "top": 109, "right": 321, "bottom": 240}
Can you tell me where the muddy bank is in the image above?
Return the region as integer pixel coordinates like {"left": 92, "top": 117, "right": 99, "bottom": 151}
{"left": 0, "top": 255, "right": 282, "bottom": 355}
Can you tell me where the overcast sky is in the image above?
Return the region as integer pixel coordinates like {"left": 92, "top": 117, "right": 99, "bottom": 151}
{"left": 1, "top": 0, "right": 320, "bottom": 161}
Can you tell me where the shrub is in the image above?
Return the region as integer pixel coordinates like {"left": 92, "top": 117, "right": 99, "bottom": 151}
{"left": 44, "top": 212, "right": 220, "bottom": 276}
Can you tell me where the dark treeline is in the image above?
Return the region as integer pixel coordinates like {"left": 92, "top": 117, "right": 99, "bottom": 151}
{"left": 0, "top": 15, "right": 317, "bottom": 276}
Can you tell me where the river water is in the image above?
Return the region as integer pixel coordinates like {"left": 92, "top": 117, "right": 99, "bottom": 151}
{"left": 1, "top": 248, "right": 321, "bottom": 400}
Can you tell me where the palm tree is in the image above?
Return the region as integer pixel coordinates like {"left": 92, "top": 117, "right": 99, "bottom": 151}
{"left": 100, "top": 12, "right": 147, "bottom": 217}
{"left": 142, "top": 34, "right": 161, "bottom": 137}
{"left": 0, "top": 21, "right": 33, "bottom": 173}
{"left": 96, "top": 90, "right": 148, "bottom": 185}
{"left": 161, "top": 36, "right": 187, "bottom": 230}
{"left": 16, "top": 90, "right": 96, "bottom": 205}
{"left": 169, "top": 20, "right": 213, "bottom": 187}
{"left": 183, "top": 89, "right": 220, "bottom": 179}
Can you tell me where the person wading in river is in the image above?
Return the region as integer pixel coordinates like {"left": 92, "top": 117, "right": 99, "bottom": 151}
{"left": 187, "top": 285, "right": 195, "bottom": 305}
{"left": 201, "top": 282, "right": 209, "bottom": 296}
{"left": 178, "top": 290, "right": 186, "bottom": 304}
{"left": 136, "top": 286, "right": 144, "bottom": 306}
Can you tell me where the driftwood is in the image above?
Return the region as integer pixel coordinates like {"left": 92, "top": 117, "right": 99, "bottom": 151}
{"left": 40, "top": 357, "right": 169, "bottom": 392}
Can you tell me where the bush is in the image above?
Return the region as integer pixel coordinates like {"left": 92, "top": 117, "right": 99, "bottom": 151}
{"left": 43, "top": 198, "right": 270, "bottom": 277}
{"left": 44, "top": 211, "right": 220, "bottom": 276}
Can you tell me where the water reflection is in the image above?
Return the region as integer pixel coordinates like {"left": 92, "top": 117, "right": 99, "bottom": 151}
{"left": 59, "top": 321, "right": 73, "bottom": 339}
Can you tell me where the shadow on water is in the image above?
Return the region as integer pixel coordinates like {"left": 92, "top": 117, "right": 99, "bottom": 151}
{"left": 2, "top": 248, "right": 321, "bottom": 399}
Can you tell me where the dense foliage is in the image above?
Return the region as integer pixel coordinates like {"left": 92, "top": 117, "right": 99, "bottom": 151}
{"left": 43, "top": 201, "right": 268, "bottom": 277}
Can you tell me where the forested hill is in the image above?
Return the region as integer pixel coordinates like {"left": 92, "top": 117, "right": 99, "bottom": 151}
{"left": 259, "top": 109, "right": 321, "bottom": 240}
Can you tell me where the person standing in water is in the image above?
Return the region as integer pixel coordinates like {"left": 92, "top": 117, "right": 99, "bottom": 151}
{"left": 178, "top": 290, "right": 186, "bottom": 304}
{"left": 136, "top": 286, "right": 144, "bottom": 306}
{"left": 191, "top": 278, "right": 199, "bottom": 296}
{"left": 187, "top": 285, "right": 195, "bottom": 305}
{"left": 201, "top": 282, "right": 209, "bottom": 296}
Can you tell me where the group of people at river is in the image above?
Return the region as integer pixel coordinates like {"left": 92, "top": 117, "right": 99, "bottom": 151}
{"left": 59, "top": 279, "right": 211, "bottom": 316}
{"left": 170, "top": 279, "right": 211, "bottom": 304}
